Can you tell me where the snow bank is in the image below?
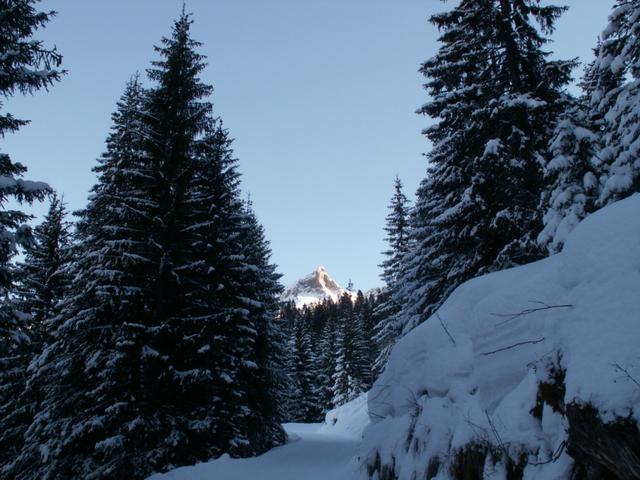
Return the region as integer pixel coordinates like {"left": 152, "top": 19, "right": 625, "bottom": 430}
{"left": 320, "top": 393, "right": 369, "bottom": 439}
{"left": 360, "top": 195, "right": 640, "bottom": 479}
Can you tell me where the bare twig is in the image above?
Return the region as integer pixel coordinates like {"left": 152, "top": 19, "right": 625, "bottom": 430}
{"left": 613, "top": 363, "right": 640, "bottom": 390}
{"left": 485, "top": 411, "right": 507, "bottom": 456}
{"left": 464, "top": 413, "right": 490, "bottom": 441}
{"left": 436, "top": 312, "right": 456, "bottom": 346}
{"left": 479, "top": 337, "right": 545, "bottom": 356}
{"left": 492, "top": 301, "right": 573, "bottom": 326}
{"left": 528, "top": 440, "right": 567, "bottom": 465}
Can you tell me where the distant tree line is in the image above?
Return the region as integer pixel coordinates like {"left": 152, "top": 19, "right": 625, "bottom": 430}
{"left": 279, "top": 290, "right": 380, "bottom": 422}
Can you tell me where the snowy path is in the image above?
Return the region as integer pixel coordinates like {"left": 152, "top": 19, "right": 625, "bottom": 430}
{"left": 148, "top": 423, "right": 360, "bottom": 480}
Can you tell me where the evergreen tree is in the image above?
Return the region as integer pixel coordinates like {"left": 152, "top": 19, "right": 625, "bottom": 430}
{"left": 15, "top": 193, "right": 72, "bottom": 333}
{"left": 287, "top": 314, "right": 320, "bottom": 421}
{"left": 395, "top": 0, "right": 573, "bottom": 333}
{"left": 130, "top": 11, "right": 283, "bottom": 466}
{"left": 331, "top": 292, "right": 369, "bottom": 406}
{"left": 16, "top": 12, "right": 286, "bottom": 477}
{"left": 235, "top": 201, "right": 287, "bottom": 451}
{"left": 176, "top": 122, "right": 285, "bottom": 456}
{"left": 352, "top": 290, "right": 373, "bottom": 390}
{"left": 591, "top": 0, "right": 640, "bottom": 205}
{"left": 165, "top": 118, "right": 251, "bottom": 460}
{"left": 315, "top": 315, "right": 337, "bottom": 413}
{"left": 278, "top": 301, "right": 301, "bottom": 420}
{"left": 538, "top": 99, "right": 600, "bottom": 253}
{"left": 11, "top": 76, "right": 157, "bottom": 480}
{"left": 373, "top": 177, "right": 410, "bottom": 376}
{"left": 0, "top": 0, "right": 62, "bottom": 473}
{"left": 1, "top": 195, "right": 72, "bottom": 476}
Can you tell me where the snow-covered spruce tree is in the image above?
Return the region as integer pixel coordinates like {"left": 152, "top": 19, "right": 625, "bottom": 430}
{"left": 232, "top": 200, "right": 287, "bottom": 451}
{"left": 353, "top": 290, "right": 374, "bottom": 390}
{"left": 137, "top": 12, "right": 283, "bottom": 466}
{"left": 16, "top": 13, "right": 285, "bottom": 477}
{"left": 278, "top": 301, "right": 300, "bottom": 420}
{"left": 538, "top": 96, "right": 600, "bottom": 254}
{"left": 10, "top": 77, "right": 157, "bottom": 480}
{"left": 172, "top": 118, "right": 285, "bottom": 457}
{"left": 591, "top": 0, "right": 640, "bottom": 205}
{"left": 287, "top": 314, "right": 320, "bottom": 422}
{"left": 1, "top": 194, "right": 71, "bottom": 477}
{"left": 314, "top": 314, "right": 337, "bottom": 413}
{"left": 395, "top": 0, "right": 574, "bottom": 334}
{"left": 2, "top": 193, "right": 72, "bottom": 472}
{"left": 15, "top": 193, "right": 72, "bottom": 333}
{"left": 332, "top": 292, "right": 370, "bottom": 406}
{"left": 0, "top": 0, "right": 61, "bottom": 473}
{"left": 372, "top": 177, "right": 410, "bottom": 376}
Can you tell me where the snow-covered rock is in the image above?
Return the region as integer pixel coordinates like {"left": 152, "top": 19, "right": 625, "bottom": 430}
{"left": 360, "top": 195, "right": 640, "bottom": 480}
{"left": 282, "top": 266, "right": 355, "bottom": 307}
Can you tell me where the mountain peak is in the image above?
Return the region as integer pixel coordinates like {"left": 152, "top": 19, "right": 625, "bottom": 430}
{"left": 282, "top": 266, "right": 351, "bottom": 307}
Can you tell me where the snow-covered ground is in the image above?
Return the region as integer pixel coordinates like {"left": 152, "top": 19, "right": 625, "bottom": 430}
{"left": 361, "top": 194, "right": 640, "bottom": 479}
{"left": 148, "top": 396, "right": 369, "bottom": 480}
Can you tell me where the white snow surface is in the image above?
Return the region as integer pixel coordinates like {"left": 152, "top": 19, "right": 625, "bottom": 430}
{"left": 321, "top": 393, "right": 370, "bottom": 439}
{"left": 148, "top": 401, "right": 368, "bottom": 480}
{"left": 361, "top": 194, "right": 640, "bottom": 479}
{"left": 148, "top": 397, "right": 369, "bottom": 479}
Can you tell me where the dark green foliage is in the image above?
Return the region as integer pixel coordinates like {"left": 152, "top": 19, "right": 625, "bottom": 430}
{"left": 373, "top": 177, "right": 410, "bottom": 377}
{"left": 16, "top": 193, "right": 72, "bottom": 334}
{"left": 287, "top": 313, "right": 322, "bottom": 422}
{"left": 0, "top": 194, "right": 72, "bottom": 476}
{"left": 280, "top": 290, "right": 380, "bottom": 421}
{"left": 10, "top": 75, "right": 158, "bottom": 480}
{"left": 12, "top": 12, "right": 284, "bottom": 479}
{"left": 394, "top": 0, "right": 574, "bottom": 335}
{"left": 332, "top": 291, "right": 372, "bottom": 406}
{"left": 0, "top": 0, "right": 62, "bottom": 474}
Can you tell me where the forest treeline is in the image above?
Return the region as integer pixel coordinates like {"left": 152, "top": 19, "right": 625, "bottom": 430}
{"left": 279, "top": 290, "right": 380, "bottom": 423}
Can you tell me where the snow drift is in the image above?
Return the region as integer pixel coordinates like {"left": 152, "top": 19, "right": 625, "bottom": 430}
{"left": 321, "top": 393, "right": 370, "bottom": 439}
{"left": 361, "top": 195, "right": 640, "bottom": 479}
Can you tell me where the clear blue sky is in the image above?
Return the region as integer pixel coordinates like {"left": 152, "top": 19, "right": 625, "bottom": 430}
{"left": 4, "top": 0, "right": 614, "bottom": 289}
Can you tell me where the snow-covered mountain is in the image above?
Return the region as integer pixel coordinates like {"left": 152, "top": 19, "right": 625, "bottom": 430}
{"left": 282, "top": 266, "right": 354, "bottom": 307}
